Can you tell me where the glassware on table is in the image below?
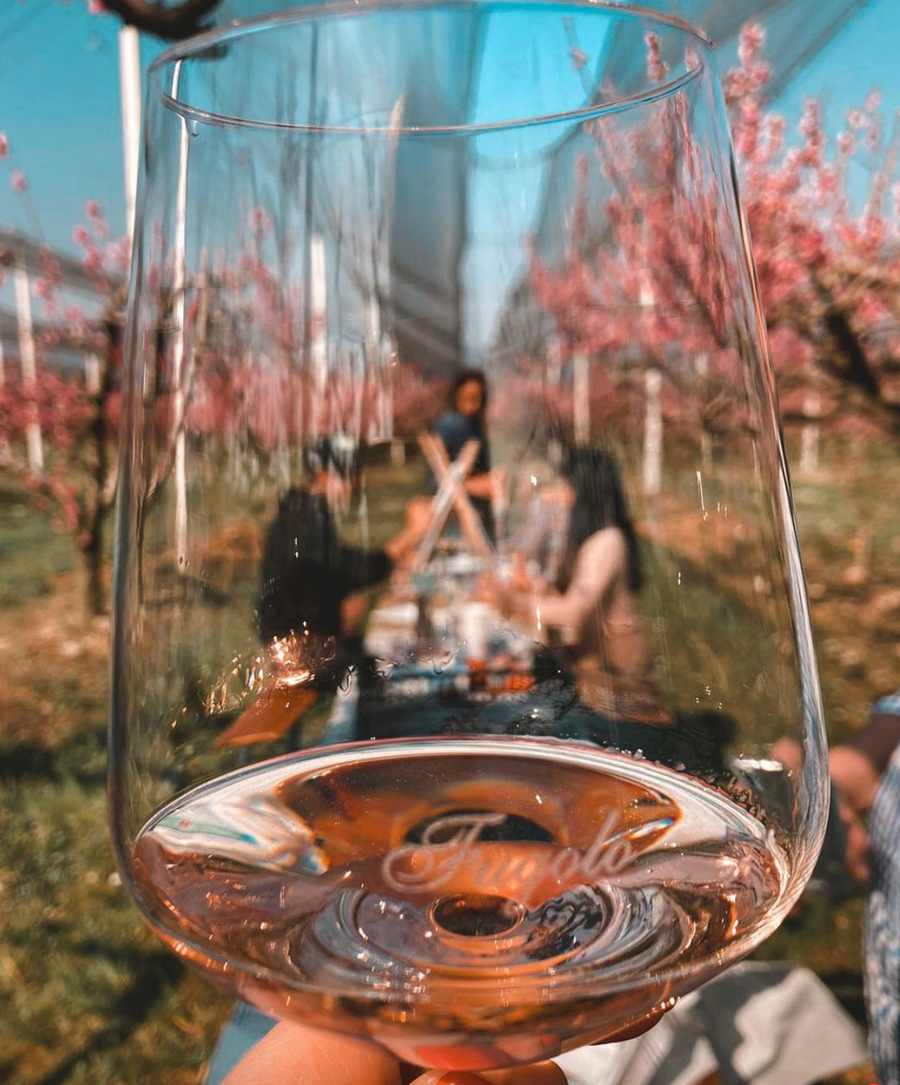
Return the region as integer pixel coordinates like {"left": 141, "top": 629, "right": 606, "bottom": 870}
{"left": 110, "top": 1, "right": 828, "bottom": 1071}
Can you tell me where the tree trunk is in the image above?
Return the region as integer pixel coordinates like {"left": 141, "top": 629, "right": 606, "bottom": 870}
{"left": 81, "top": 315, "right": 121, "bottom": 615}
{"left": 82, "top": 526, "right": 105, "bottom": 617}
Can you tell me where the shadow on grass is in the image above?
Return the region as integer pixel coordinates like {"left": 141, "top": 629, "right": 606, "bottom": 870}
{"left": 31, "top": 951, "right": 185, "bottom": 1085}
{"left": 0, "top": 727, "right": 108, "bottom": 786}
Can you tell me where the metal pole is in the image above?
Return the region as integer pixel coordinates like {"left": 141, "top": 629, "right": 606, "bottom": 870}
{"left": 119, "top": 26, "right": 142, "bottom": 242}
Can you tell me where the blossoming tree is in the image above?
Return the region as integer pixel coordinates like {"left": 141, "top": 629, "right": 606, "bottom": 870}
{"left": 0, "top": 144, "right": 128, "bottom": 614}
{"left": 527, "top": 24, "right": 900, "bottom": 468}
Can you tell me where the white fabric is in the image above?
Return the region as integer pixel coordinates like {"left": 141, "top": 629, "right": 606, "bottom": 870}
{"left": 728, "top": 966, "right": 864, "bottom": 1085}
{"left": 553, "top": 963, "right": 866, "bottom": 1085}
{"left": 556, "top": 992, "right": 717, "bottom": 1085}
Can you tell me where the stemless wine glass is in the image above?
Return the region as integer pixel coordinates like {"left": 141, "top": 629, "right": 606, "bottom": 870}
{"left": 110, "top": 1, "right": 829, "bottom": 1071}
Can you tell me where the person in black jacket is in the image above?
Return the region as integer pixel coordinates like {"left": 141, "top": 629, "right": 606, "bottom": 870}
{"left": 258, "top": 437, "right": 429, "bottom": 690}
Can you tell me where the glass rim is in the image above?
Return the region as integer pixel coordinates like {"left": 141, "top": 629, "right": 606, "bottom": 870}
{"left": 149, "top": 0, "right": 713, "bottom": 136}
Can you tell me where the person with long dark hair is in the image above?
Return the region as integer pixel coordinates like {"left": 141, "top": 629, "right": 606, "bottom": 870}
{"left": 433, "top": 368, "right": 501, "bottom": 540}
{"left": 259, "top": 437, "right": 429, "bottom": 663}
{"left": 505, "top": 447, "right": 659, "bottom": 721}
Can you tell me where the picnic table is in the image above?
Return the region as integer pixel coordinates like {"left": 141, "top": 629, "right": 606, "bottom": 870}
{"left": 339, "top": 546, "right": 557, "bottom": 743}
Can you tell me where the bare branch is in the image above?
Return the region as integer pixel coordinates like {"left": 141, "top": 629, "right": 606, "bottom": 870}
{"left": 99, "top": 0, "right": 221, "bottom": 41}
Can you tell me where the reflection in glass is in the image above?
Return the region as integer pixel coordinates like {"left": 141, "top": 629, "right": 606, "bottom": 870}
{"left": 111, "top": 1, "right": 828, "bottom": 1071}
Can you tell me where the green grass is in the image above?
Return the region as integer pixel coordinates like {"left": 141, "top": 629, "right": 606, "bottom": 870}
{"left": 5, "top": 437, "right": 899, "bottom": 1084}
{"left": 0, "top": 484, "right": 76, "bottom": 608}
{"left": 0, "top": 480, "right": 231, "bottom": 1085}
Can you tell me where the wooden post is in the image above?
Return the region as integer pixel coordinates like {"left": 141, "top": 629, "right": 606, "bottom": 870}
{"left": 15, "top": 259, "right": 43, "bottom": 472}
{"left": 547, "top": 334, "right": 563, "bottom": 388}
{"left": 799, "top": 393, "right": 821, "bottom": 475}
{"left": 0, "top": 333, "right": 7, "bottom": 459}
{"left": 573, "top": 353, "right": 589, "bottom": 445}
{"left": 365, "top": 295, "right": 389, "bottom": 443}
{"left": 310, "top": 234, "right": 327, "bottom": 393}
{"left": 643, "top": 367, "right": 662, "bottom": 496}
{"left": 85, "top": 353, "right": 102, "bottom": 396}
{"left": 696, "top": 352, "right": 712, "bottom": 471}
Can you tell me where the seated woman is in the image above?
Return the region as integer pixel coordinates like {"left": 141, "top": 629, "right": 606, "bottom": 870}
{"left": 502, "top": 447, "right": 740, "bottom": 774}
{"left": 506, "top": 447, "right": 660, "bottom": 725}
{"left": 433, "top": 368, "right": 502, "bottom": 541}
{"left": 214, "top": 438, "right": 429, "bottom": 748}
{"left": 259, "top": 436, "right": 430, "bottom": 678}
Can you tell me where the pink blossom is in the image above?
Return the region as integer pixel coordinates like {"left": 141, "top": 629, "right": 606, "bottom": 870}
{"left": 85, "top": 200, "right": 103, "bottom": 219}
{"left": 73, "top": 224, "right": 91, "bottom": 247}
{"left": 748, "top": 61, "right": 772, "bottom": 92}
{"left": 737, "top": 23, "right": 765, "bottom": 66}
{"left": 764, "top": 114, "right": 785, "bottom": 159}
{"left": 735, "top": 98, "right": 761, "bottom": 159}
{"left": 644, "top": 32, "right": 667, "bottom": 84}
{"left": 82, "top": 249, "right": 104, "bottom": 276}
{"left": 86, "top": 0, "right": 107, "bottom": 14}
{"left": 10, "top": 169, "right": 27, "bottom": 194}
{"left": 799, "top": 98, "right": 822, "bottom": 145}
{"left": 865, "top": 89, "right": 883, "bottom": 113}
{"left": 570, "top": 48, "right": 587, "bottom": 72}
{"left": 38, "top": 247, "right": 62, "bottom": 286}
{"left": 248, "top": 205, "right": 273, "bottom": 237}
{"left": 817, "top": 166, "right": 838, "bottom": 200}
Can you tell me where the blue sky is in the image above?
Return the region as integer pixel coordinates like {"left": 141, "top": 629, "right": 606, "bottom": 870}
{"left": 0, "top": 2, "right": 160, "bottom": 249}
{"left": 0, "top": 0, "right": 897, "bottom": 306}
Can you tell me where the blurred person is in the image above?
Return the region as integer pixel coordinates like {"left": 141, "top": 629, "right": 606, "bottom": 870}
{"left": 488, "top": 447, "right": 736, "bottom": 777}
{"left": 830, "top": 689, "right": 900, "bottom": 1085}
{"left": 501, "top": 447, "right": 659, "bottom": 723}
{"left": 259, "top": 436, "right": 430, "bottom": 658}
{"left": 215, "top": 438, "right": 430, "bottom": 747}
{"left": 433, "top": 369, "right": 503, "bottom": 541}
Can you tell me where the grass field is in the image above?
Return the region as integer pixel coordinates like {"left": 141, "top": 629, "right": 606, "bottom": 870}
{"left": 2, "top": 437, "right": 899, "bottom": 1084}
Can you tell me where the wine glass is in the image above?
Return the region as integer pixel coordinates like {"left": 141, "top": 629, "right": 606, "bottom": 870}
{"left": 110, "top": 0, "right": 828, "bottom": 1071}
